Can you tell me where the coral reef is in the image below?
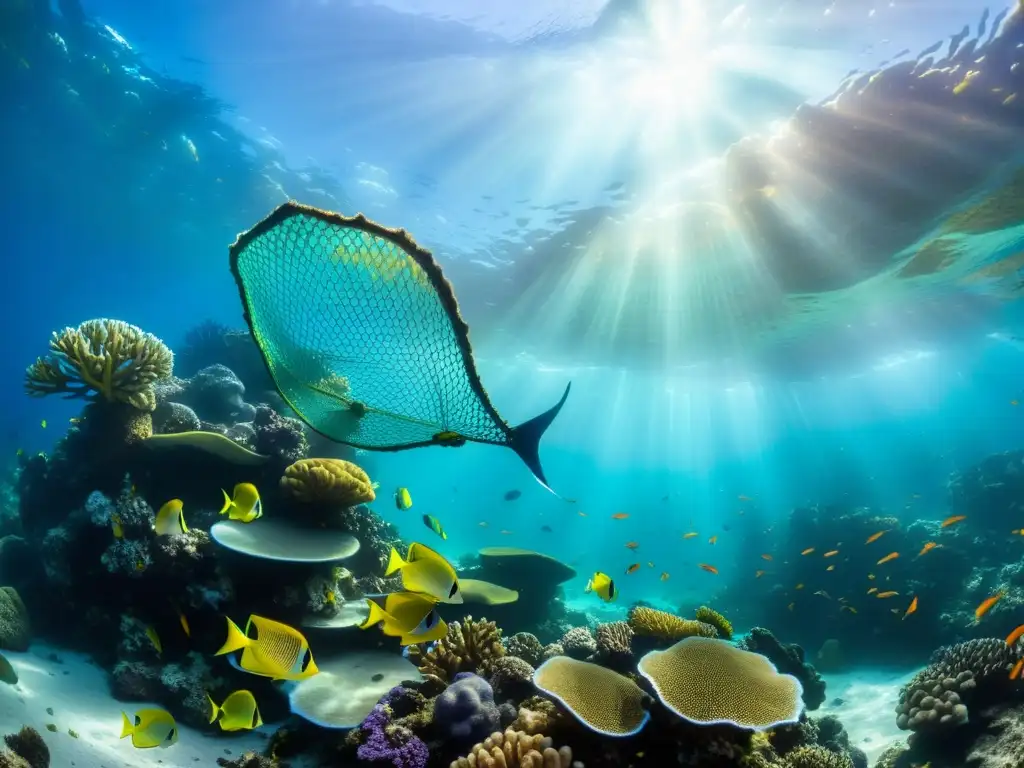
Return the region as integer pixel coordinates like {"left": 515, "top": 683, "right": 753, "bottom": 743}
{"left": 558, "top": 627, "right": 596, "bottom": 660}
{"left": 434, "top": 673, "right": 501, "bottom": 744}
{"left": 253, "top": 405, "right": 309, "bottom": 464}
{"left": 504, "top": 632, "right": 544, "bottom": 666}
{"left": 0, "top": 587, "right": 30, "bottom": 652}
{"left": 966, "top": 704, "right": 1024, "bottom": 768}
{"left": 2, "top": 727, "right": 48, "bottom": 768}
{"left": 449, "top": 729, "right": 574, "bottom": 768}
{"left": 487, "top": 656, "right": 536, "bottom": 704}
{"left": 407, "top": 618, "right": 506, "bottom": 684}
{"left": 532, "top": 656, "right": 651, "bottom": 736}
{"left": 356, "top": 703, "right": 430, "bottom": 768}
{"left": 695, "top": 605, "right": 734, "bottom": 640}
{"left": 593, "top": 621, "right": 633, "bottom": 669}
{"left": 739, "top": 628, "right": 827, "bottom": 711}
{"left": 782, "top": 745, "right": 853, "bottom": 768}
{"left": 628, "top": 606, "right": 718, "bottom": 642}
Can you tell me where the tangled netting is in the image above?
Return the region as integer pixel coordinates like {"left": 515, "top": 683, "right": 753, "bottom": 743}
{"left": 229, "top": 202, "right": 512, "bottom": 449}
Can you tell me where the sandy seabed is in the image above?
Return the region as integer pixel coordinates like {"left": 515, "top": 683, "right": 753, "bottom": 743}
{"left": 0, "top": 643, "right": 270, "bottom": 767}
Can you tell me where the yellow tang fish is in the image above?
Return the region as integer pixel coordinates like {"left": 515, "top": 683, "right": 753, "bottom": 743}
{"left": 153, "top": 499, "right": 188, "bottom": 537}
{"left": 110, "top": 514, "right": 123, "bottom": 539}
{"left": 386, "top": 543, "right": 462, "bottom": 604}
{"left": 360, "top": 591, "right": 447, "bottom": 645}
{"left": 585, "top": 571, "right": 616, "bottom": 602}
{"left": 120, "top": 708, "right": 178, "bottom": 749}
{"left": 422, "top": 514, "right": 448, "bottom": 540}
{"left": 394, "top": 487, "right": 413, "bottom": 510}
{"left": 220, "top": 483, "right": 263, "bottom": 523}
{"left": 215, "top": 615, "right": 318, "bottom": 681}
{"left": 145, "top": 626, "right": 162, "bottom": 656}
{"left": 207, "top": 690, "right": 263, "bottom": 732}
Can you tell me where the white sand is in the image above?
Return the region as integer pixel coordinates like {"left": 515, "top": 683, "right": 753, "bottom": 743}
{"left": 0, "top": 643, "right": 270, "bottom": 767}
{"left": 818, "top": 667, "right": 921, "bottom": 765}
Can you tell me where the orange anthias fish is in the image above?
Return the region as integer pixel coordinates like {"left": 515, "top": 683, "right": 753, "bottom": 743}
{"left": 1011, "top": 658, "right": 1024, "bottom": 680}
{"left": 755, "top": 570, "right": 766, "bottom": 578}
{"left": 611, "top": 513, "right": 630, "bottom": 520}
{"left": 941, "top": 515, "right": 967, "bottom": 528}
{"left": 682, "top": 532, "right": 698, "bottom": 539}
{"left": 826, "top": 565, "right": 836, "bottom": 571}
{"left": 625, "top": 563, "right": 641, "bottom": 574}
{"left": 865, "top": 530, "right": 888, "bottom": 544}
{"left": 708, "top": 536, "right": 718, "bottom": 545}
{"left": 625, "top": 542, "right": 639, "bottom": 550}
{"left": 761, "top": 554, "right": 773, "bottom": 561}
{"left": 1006, "top": 624, "right": 1024, "bottom": 647}
{"left": 876, "top": 591, "right": 899, "bottom": 598}
{"left": 824, "top": 550, "right": 839, "bottom": 558}
{"left": 917, "top": 542, "right": 939, "bottom": 556}
{"left": 903, "top": 596, "right": 918, "bottom": 619}
{"left": 660, "top": 572, "right": 670, "bottom": 581}
{"left": 795, "top": 583, "right": 805, "bottom": 590}
{"left": 699, "top": 563, "right": 718, "bottom": 574}
{"left": 801, "top": 548, "right": 815, "bottom": 556}
{"left": 867, "top": 587, "right": 878, "bottom": 594}
{"left": 975, "top": 592, "right": 1005, "bottom": 622}
{"left": 877, "top": 552, "right": 899, "bottom": 565}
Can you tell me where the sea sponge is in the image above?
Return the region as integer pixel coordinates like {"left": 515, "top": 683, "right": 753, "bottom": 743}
{"left": 280, "top": 458, "right": 375, "bottom": 505}
{"left": 449, "top": 728, "right": 573, "bottom": 768}
{"left": 628, "top": 606, "right": 718, "bottom": 642}
{"left": 895, "top": 638, "right": 1014, "bottom": 732}
{"left": 0, "top": 587, "right": 30, "bottom": 652}
{"left": 25, "top": 319, "right": 173, "bottom": 412}
{"left": 532, "top": 656, "right": 651, "bottom": 736}
{"left": 637, "top": 637, "right": 805, "bottom": 731}
{"left": 782, "top": 745, "right": 854, "bottom": 768}
{"left": 406, "top": 617, "right": 506, "bottom": 684}
{"left": 694, "top": 606, "right": 733, "bottom": 640}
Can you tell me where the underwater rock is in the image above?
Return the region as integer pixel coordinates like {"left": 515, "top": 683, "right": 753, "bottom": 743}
{"left": 739, "top": 627, "right": 826, "bottom": 710}
{"left": 253, "top": 405, "right": 309, "bottom": 465}
{"left": 433, "top": 672, "right": 501, "bottom": 744}
{"left": 966, "top": 703, "right": 1024, "bottom": 768}
{"left": 3, "top": 726, "right": 49, "bottom": 768}
{"left": 0, "top": 587, "right": 30, "bottom": 652}
{"left": 174, "top": 364, "right": 256, "bottom": 425}
{"left": 152, "top": 401, "right": 201, "bottom": 434}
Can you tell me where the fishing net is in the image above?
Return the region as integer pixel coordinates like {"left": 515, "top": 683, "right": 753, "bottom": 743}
{"left": 228, "top": 201, "right": 511, "bottom": 450}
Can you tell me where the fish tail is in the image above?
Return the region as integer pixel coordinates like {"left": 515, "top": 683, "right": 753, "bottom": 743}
{"left": 507, "top": 382, "right": 570, "bottom": 498}
{"left": 206, "top": 693, "right": 220, "bottom": 724}
{"left": 179, "top": 510, "right": 189, "bottom": 534}
{"left": 358, "top": 599, "right": 390, "bottom": 630}
{"left": 384, "top": 547, "right": 406, "bottom": 577}
{"left": 215, "top": 616, "right": 250, "bottom": 656}
{"left": 219, "top": 489, "right": 232, "bottom": 516}
{"left": 119, "top": 712, "right": 134, "bottom": 739}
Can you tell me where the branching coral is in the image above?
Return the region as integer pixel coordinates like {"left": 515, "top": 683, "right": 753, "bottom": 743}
{"left": 406, "top": 617, "right": 505, "bottom": 684}
{"left": 694, "top": 605, "right": 733, "bottom": 640}
{"left": 25, "top": 319, "right": 173, "bottom": 412}
{"left": 280, "top": 458, "right": 376, "bottom": 505}
{"left": 628, "top": 606, "right": 718, "bottom": 642}
{"left": 449, "top": 728, "right": 574, "bottom": 768}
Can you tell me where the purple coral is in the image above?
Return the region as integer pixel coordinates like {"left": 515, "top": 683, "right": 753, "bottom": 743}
{"left": 253, "top": 405, "right": 308, "bottom": 463}
{"left": 357, "top": 704, "right": 429, "bottom": 768}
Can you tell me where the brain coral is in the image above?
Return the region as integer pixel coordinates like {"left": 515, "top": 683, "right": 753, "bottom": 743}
{"left": 280, "top": 458, "right": 376, "bottom": 505}
{"left": 449, "top": 728, "right": 573, "bottom": 768}
{"left": 629, "top": 606, "right": 718, "bottom": 641}
{"left": 895, "top": 638, "right": 1015, "bottom": 732}
{"left": 532, "top": 656, "right": 650, "bottom": 737}
{"left": 637, "top": 636, "right": 804, "bottom": 730}
{"left": 25, "top": 318, "right": 173, "bottom": 412}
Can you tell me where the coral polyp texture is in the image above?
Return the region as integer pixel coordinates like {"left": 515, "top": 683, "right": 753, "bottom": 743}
{"left": 637, "top": 637, "right": 805, "bottom": 730}
{"left": 532, "top": 656, "right": 651, "bottom": 737}
{"left": 280, "top": 457, "right": 376, "bottom": 505}
{"left": 25, "top": 318, "right": 173, "bottom": 412}
{"left": 694, "top": 605, "right": 733, "bottom": 640}
{"left": 628, "top": 605, "right": 718, "bottom": 641}
{"left": 449, "top": 728, "right": 574, "bottom": 768}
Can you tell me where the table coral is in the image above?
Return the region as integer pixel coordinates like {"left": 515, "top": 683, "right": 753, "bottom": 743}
{"left": 280, "top": 458, "right": 376, "bottom": 505}
{"left": 533, "top": 656, "right": 651, "bottom": 737}
{"left": 449, "top": 728, "right": 574, "bottom": 768}
{"left": 406, "top": 617, "right": 505, "bottom": 684}
{"left": 25, "top": 318, "right": 173, "bottom": 412}
{"left": 628, "top": 606, "right": 718, "bottom": 642}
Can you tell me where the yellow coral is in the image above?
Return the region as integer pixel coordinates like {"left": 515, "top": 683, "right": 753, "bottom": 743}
{"left": 280, "top": 458, "right": 375, "bottom": 505}
{"left": 532, "top": 656, "right": 650, "bottom": 736}
{"left": 637, "top": 637, "right": 804, "bottom": 731}
{"left": 628, "top": 606, "right": 718, "bottom": 641}
{"left": 406, "top": 616, "right": 505, "bottom": 683}
{"left": 450, "top": 729, "right": 573, "bottom": 768}
{"left": 25, "top": 319, "right": 173, "bottom": 412}
{"left": 695, "top": 605, "right": 733, "bottom": 640}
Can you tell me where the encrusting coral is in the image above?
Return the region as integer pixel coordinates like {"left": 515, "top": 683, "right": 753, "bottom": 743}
{"left": 280, "top": 458, "right": 376, "bottom": 505}
{"left": 25, "top": 318, "right": 173, "bottom": 412}
{"left": 638, "top": 637, "right": 804, "bottom": 730}
{"left": 532, "top": 656, "right": 651, "bottom": 736}
{"left": 407, "top": 617, "right": 506, "bottom": 684}
{"left": 695, "top": 605, "right": 734, "bottom": 640}
{"left": 628, "top": 606, "right": 718, "bottom": 641}
{"left": 449, "top": 728, "right": 574, "bottom": 768}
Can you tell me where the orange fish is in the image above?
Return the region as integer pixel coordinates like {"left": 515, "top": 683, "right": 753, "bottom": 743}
{"left": 801, "top": 548, "right": 815, "bottom": 556}
{"left": 917, "top": 542, "right": 939, "bottom": 556}
{"left": 660, "top": 572, "right": 670, "bottom": 581}
{"left": 698, "top": 563, "right": 718, "bottom": 575}
{"left": 840, "top": 605, "right": 858, "bottom": 614}
{"left": 1011, "top": 658, "right": 1024, "bottom": 680}
{"left": 826, "top": 565, "right": 835, "bottom": 571}
{"left": 867, "top": 587, "right": 878, "bottom": 594}
{"left": 755, "top": 570, "right": 766, "bottom": 578}
{"left": 1007, "top": 624, "right": 1024, "bottom": 647}
{"left": 787, "top": 602, "right": 795, "bottom": 611}
{"left": 761, "top": 554, "right": 773, "bottom": 561}
{"left": 903, "top": 596, "right": 918, "bottom": 619}
{"left": 876, "top": 591, "right": 899, "bottom": 598}
{"left": 877, "top": 552, "right": 899, "bottom": 565}
{"left": 941, "top": 515, "right": 966, "bottom": 528}
{"left": 867, "top": 573, "right": 876, "bottom": 580}
{"left": 795, "top": 583, "right": 805, "bottom": 590}
{"left": 682, "top": 532, "right": 698, "bottom": 539}
{"left": 708, "top": 536, "right": 717, "bottom": 545}
{"left": 611, "top": 513, "right": 629, "bottom": 520}
{"left": 975, "top": 591, "right": 1004, "bottom": 622}
{"left": 625, "top": 542, "right": 639, "bottom": 550}
{"left": 625, "top": 563, "right": 640, "bottom": 574}
{"left": 865, "top": 530, "right": 888, "bottom": 544}
{"left": 824, "top": 550, "right": 839, "bottom": 558}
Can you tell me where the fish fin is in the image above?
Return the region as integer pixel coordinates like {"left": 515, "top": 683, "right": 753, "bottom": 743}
{"left": 507, "top": 382, "right": 570, "bottom": 498}
{"left": 384, "top": 547, "right": 406, "bottom": 577}
{"left": 179, "top": 511, "right": 189, "bottom": 534}
{"left": 215, "top": 617, "right": 249, "bottom": 656}
{"left": 219, "top": 489, "right": 232, "bottom": 515}
{"left": 206, "top": 694, "right": 219, "bottom": 724}
{"left": 119, "top": 712, "right": 134, "bottom": 739}
{"left": 359, "top": 599, "right": 390, "bottom": 630}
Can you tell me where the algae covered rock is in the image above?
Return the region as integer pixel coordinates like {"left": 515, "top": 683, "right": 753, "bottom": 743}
{"left": 0, "top": 588, "right": 30, "bottom": 652}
